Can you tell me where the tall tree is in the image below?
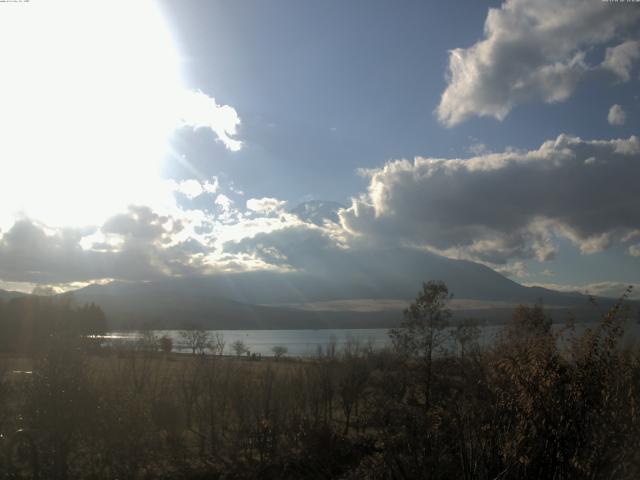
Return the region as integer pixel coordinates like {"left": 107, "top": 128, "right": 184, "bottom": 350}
{"left": 390, "top": 280, "right": 451, "bottom": 409}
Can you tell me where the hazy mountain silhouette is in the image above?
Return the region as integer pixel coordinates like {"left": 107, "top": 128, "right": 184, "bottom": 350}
{"left": 2, "top": 198, "right": 625, "bottom": 330}
{"left": 74, "top": 251, "right": 575, "bottom": 306}
{"left": 67, "top": 245, "right": 617, "bottom": 330}
{"left": 0, "top": 289, "right": 27, "bottom": 302}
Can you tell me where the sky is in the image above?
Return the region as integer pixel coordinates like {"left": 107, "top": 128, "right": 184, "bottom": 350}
{"left": 0, "top": 0, "right": 639, "bottom": 299}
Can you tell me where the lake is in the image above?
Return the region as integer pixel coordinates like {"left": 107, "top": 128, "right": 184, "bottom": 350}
{"left": 107, "top": 321, "right": 640, "bottom": 357}
{"left": 108, "top": 328, "right": 392, "bottom": 357}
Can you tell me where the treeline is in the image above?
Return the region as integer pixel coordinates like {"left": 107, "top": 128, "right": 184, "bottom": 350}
{"left": 0, "top": 282, "right": 639, "bottom": 479}
{"left": 0, "top": 295, "right": 107, "bottom": 352}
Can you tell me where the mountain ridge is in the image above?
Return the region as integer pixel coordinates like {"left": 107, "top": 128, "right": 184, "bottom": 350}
{"left": 65, "top": 244, "right": 616, "bottom": 330}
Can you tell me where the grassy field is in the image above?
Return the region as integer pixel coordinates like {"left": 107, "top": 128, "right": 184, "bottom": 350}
{"left": 1, "top": 292, "right": 640, "bottom": 479}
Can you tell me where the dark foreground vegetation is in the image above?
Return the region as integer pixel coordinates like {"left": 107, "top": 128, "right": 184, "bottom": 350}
{"left": 1, "top": 282, "right": 639, "bottom": 479}
{"left": 0, "top": 295, "right": 106, "bottom": 352}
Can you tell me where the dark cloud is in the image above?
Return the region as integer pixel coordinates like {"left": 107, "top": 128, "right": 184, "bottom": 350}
{"left": 0, "top": 219, "right": 103, "bottom": 283}
{"left": 102, "top": 205, "right": 183, "bottom": 243}
{"left": 224, "top": 224, "right": 343, "bottom": 275}
{"left": 340, "top": 135, "right": 640, "bottom": 263}
{"left": 2, "top": 134, "right": 639, "bottom": 287}
{"left": 221, "top": 222, "right": 548, "bottom": 302}
{"left": 0, "top": 207, "right": 204, "bottom": 284}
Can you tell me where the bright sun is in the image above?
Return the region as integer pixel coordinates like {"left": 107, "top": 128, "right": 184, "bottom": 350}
{"left": 0, "top": 0, "right": 197, "bottom": 229}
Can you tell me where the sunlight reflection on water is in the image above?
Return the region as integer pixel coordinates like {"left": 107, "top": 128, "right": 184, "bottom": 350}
{"left": 101, "top": 322, "right": 640, "bottom": 357}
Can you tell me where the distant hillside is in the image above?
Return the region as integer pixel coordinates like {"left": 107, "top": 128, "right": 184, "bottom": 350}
{"left": 67, "top": 244, "right": 633, "bottom": 330}
{"left": 71, "top": 277, "right": 628, "bottom": 331}
{"left": 107, "top": 248, "right": 581, "bottom": 307}
{"left": 0, "top": 289, "right": 27, "bottom": 302}
{"left": 71, "top": 282, "right": 401, "bottom": 330}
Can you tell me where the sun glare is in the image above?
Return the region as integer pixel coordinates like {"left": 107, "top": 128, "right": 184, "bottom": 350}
{"left": 0, "top": 0, "right": 185, "bottom": 229}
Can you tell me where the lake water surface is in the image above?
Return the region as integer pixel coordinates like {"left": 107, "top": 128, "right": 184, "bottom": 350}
{"left": 108, "top": 322, "right": 640, "bottom": 357}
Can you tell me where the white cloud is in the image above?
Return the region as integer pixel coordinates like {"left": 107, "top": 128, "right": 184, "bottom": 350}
{"left": 602, "top": 40, "right": 640, "bottom": 82}
{"left": 1, "top": 125, "right": 638, "bottom": 291}
{"left": 178, "top": 90, "right": 242, "bottom": 152}
{"left": 213, "top": 194, "right": 239, "bottom": 224}
{"left": 608, "top": 104, "right": 626, "bottom": 125}
{"left": 172, "top": 177, "right": 219, "bottom": 199}
{"left": 0, "top": 199, "right": 304, "bottom": 284}
{"left": 340, "top": 134, "right": 640, "bottom": 264}
{"left": 495, "top": 261, "right": 529, "bottom": 279}
{"left": 466, "top": 142, "right": 491, "bottom": 156}
{"left": 177, "top": 179, "right": 205, "bottom": 199}
{"left": 246, "top": 197, "right": 287, "bottom": 215}
{"left": 0, "top": 173, "right": 325, "bottom": 285}
{"left": 437, "top": 0, "right": 640, "bottom": 126}
{"left": 629, "top": 244, "right": 640, "bottom": 257}
{"left": 215, "top": 194, "right": 233, "bottom": 211}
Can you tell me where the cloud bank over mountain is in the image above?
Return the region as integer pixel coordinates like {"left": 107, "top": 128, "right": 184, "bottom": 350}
{"left": 341, "top": 135, "right": 640, "bottom": 265}
{"left": 1, "top": 133, "right": 638, "bottom": 294}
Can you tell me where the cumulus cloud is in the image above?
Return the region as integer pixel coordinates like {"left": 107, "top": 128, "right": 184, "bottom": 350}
{"left": 608, "top": 104, "right": 627, "bottom": 125}
{"left": 602, "top": 40, "right": 640, "bottom": 82}
{"left": 0, "top": 220, "right": 95, "bottom": 283}
{"left": 437, "top": 0, "right": 640, "bottom": 126}
{"left": 0, "top": 120, "right": 321, "bottom": 287}
{"left": 0, "top": 181, "right": 334, "bottom": 286}
{"left": 246, "top": 197, "right": 287, "bottom": 215}
{"left": 0, "top": 204, "right": 217, "bottom": 284}
{"left": 494, "top": 261, "right": 529, "bottom": 279}
{"left": 2, "top": 133, "right": 639, "bottom": 292}
{"left": 172, "top": 177, "right": 219, "bottom": 199}
{"left": 179, "top": 90, "right": 242, "bottom": 151}
{"left": 224, "top": 223, "right": 334, "bottom": 273}
{"left": 102, "top": 205, "right": 183, "bottom": 245}
{"left": 340, "top": 134, "right": 640, "bottom": 264}
{"left": 214, "top": 194, "right": 239, "bottom": 224}
{"left": 465, "top": 142, "right": 491, "bottom": 156}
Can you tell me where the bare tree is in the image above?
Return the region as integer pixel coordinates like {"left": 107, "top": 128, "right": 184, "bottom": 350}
{"left": 271, "top": 345, "right": 288, "bottom": 359}
{"left": 180, "top": 328, "right": 211, "bottom": 355}
{"left": 389, "top": 280, "right": 451, "bottom": 410}
{"left": 338, "top": 351, "right": 370, "bottom": 435}
{"left": 231, "top": 339, "right": 248, "bottom": 357}
{"left": 137, "top": 330, "right": 159, "bottom": 353}
{"left": 451, "top": 318, "right": 480, "bottom": 358}
{"left": 210, "top": 331, "right": 226, "bottom": 356}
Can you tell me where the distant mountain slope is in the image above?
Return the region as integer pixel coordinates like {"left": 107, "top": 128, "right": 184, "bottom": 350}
{"left": 0, "top": 289, "right": 27, "bottom": 302}
{"left": 64, "top": 201, "right": 632, "bottom": 330}
{"left": 152, "top": 248, "right": 580, "bottom": 306}
{"left": 71, "top": 282, "right": 402, "bottom": 330}
{"left": 68, "top": 244, "right": 622, "bottom": 330}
